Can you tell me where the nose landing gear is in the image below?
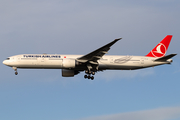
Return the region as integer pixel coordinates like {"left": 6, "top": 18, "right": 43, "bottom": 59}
{"left": 15, "top": 71, "right": 18, "bottom": 75}
{"left": 12, "top": 67, "right": 18, "bottom": 75}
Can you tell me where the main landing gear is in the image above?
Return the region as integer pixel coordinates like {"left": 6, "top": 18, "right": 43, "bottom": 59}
{"left": 12, "top": 67, "right": 18, "bottom": 75}
{"left": 84, "top": 63, "right": 98, "bottom": 80}
{"left": 84, "top": 70, "right": 95, "bottom": 80}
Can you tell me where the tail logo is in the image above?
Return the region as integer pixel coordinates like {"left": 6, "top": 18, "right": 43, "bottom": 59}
{"left": 151, "top": 43, "right": 166, "bottom": 57}
{"left": 146, "top": 35, "right": 172, "bottom": 58}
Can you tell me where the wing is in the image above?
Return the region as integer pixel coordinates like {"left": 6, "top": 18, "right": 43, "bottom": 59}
{"left": 77, "top": 38, "right": 122, "bottom": 64}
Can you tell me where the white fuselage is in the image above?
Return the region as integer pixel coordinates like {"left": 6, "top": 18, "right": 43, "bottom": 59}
{"left": 2, "top": 35, "right": 175, "bottom": 79}
{"left": 3, "top": 54, "right": 171, "bottom": 70}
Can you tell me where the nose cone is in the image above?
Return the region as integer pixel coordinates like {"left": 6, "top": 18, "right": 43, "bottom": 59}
{"left": 3, "top": 60, "right": 8, "bottom": 66}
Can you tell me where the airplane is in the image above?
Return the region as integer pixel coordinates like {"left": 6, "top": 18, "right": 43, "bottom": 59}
{"left": 3, "top": 35, "right": 177, "bottom": 80}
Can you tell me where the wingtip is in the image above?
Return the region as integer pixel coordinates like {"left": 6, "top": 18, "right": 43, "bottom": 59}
{"left": 114, "top": 38, "right": 122, "bottom": 41}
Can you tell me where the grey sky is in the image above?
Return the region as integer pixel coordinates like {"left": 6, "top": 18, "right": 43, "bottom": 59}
{"left": 1, "top": 0, "right": 179, "bottom": 56}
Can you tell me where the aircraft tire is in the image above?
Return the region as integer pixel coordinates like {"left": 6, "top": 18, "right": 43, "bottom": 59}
{"left": 92, "top": 72, "right": 95, "bottom": 75}
{"left": 15, "top": 72, "right": 18, "bottom": 75}
{"left": 84, "top": 75, "right": 87, "bottom": 79}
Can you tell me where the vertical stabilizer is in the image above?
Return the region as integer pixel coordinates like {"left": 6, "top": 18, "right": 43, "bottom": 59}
{"left": 146, "top": 35, "right": 172, "bottom": 57}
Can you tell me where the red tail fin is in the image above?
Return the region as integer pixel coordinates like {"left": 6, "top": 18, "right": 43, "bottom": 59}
{"left": 146, "top": 35, "right": 172, "bottom": 57}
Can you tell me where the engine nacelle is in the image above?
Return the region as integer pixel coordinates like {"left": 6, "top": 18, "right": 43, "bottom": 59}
{"left": 62, "top": 58, "right": 76, "bottom": 68}
{"left": 62, "top": 69, "right": 79, "bottom": 77}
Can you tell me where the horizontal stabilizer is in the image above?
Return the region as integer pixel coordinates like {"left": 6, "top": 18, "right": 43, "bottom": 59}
{"left": 154, "top": 54, "right": 177, "bottom": 62}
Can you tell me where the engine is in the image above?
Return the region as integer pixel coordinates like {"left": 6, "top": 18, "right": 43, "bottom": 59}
{"left": 62, "top": 58, "right": 76, "bottom": 68}
{"left": 62, "top": 69, "right": 79, "bottom": 77}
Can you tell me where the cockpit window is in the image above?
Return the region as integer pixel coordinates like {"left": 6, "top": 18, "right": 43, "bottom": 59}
{"left": 6, "top": 58, "right": 10, "bottom": 60}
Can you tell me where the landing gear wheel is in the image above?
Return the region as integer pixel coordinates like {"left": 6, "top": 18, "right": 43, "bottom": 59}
{"left": 85, "top": 70, "right": 89, "bottom": 74}
{"left": 84, "top": 75, "right": 88, "bottom": 79}
{"left": 15, "top": 71, "right": 18, "bottom": 75}
{"left": 91, "top": 76, "right": 94, "bottom": 80}
{"left": 88, "top": 76, "right": 91, "bottom": 79}
{"left": 92, "top": 72, "right": 95, "bottom": 75}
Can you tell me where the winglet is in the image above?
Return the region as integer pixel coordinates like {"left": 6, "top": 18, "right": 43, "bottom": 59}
{"left": 146, "top": 35, "right": 172, "bottom": 57}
